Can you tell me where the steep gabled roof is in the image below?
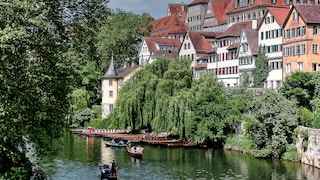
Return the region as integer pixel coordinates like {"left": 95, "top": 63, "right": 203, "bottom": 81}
{"left": 269, "top": 7, "right": 290, "bottom": 27}
{"left": 150, "top": 14, "right": 189, "bottom": 37}
{"left": 244, "top": 29, "right": 258, "bottom": 55}
{"left": 188, "top": 0, "right": 209, "bottom": 6}
{"left": 144, "top": 37, "right": 181, "bottom": 52}
{"left": 102, "top": 55, "right": 119, "bottom": 79}
{"left": 257, "top": 7, "right": 290, "bottom": 30}
{"left": 283, "top": 4, "right": 320, "bottom": 29}
{"left": 188, "top": 31, "right": 212, "bottom": 53}
{"left": 295, "top": 5, "right": 320, "bottom": 23}
{"left": 210, "top": 0, "right": 231, "bottom": 24}
{"left": 216, "top": 21, "right": 252, "bottom": 38}
{"left": 225, "top": 0, "right": 288, "bottom": 14}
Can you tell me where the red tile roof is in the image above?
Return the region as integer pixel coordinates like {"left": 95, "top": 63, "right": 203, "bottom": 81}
{"left": 244, "top": 29, "right": 258, "bottom": 55}
{"left": 188, "top": 31, "right": 212, "bottom": 53}
{"left": 216, "top": 21, "right": 252, "bottom": 38}
{"left": 267, "top": 7, "right": 290, "bottom": 27}
{"left": 227, "top": 43, "right": 239, "bottom": 50}
{"left": 150, "top": 14, "right": 189, "bottom": 37}
{"left": 144, "top": 37, "right": 181, "bottom": 52}
{"left": 257, "top": 7, "right": 290, "bottom": 29}
{"left": 208, "top": 0, "right": 231, "bottom": 24}
{"left": 225, "top": 0, "right": 288, "bottom": 14}
{"left": 295, "top": 5, "right": 320, "bottom": 23}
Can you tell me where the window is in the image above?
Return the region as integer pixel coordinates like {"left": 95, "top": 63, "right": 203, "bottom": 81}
{"left": 261, "top": 32, "right": 264, "bottom": 40}
{"left": 109, "top": 80, "right": 113, "bottom": 86}
{"left": 296, "top": 27, "right": 301, "bottom": 36}
{"left": 312, "top": 63, "right": 318, "bottom": 71}
{"left": 243, "top": 43, "right": 248, "bottom": 52}
{"left": 301, "top": 44, "right": 306, "bottom": 54}
{"left": 286, "top": 63, "right": 291, "bottom": 73}
{"left": 188, "top": 43, "right": 190, "bottom": 49}
{"left": 293, "top": 12, "right": 298, "bottom": 21}
{"left": 313, "top": 25, "right": 318, "bottom": 35}
{"left": 313, "top": 44, "right": 318, "bottom": 54}
{"left": 276, "top": 81, "right": 281, "bottom": 88}
{"left": 109, "top": 91, "right": 113, "bottom": 97}
{"left": 291, "top": 28, "right": 296, "bottom": 37}
{"left": 109, "top": 104, "right": 114, "bottom": 111}
{"left": 297, "top": 62, "right": 303, "bottom": 71}
{"left": 302, "top": 26, "right": 306, "bottom": 36}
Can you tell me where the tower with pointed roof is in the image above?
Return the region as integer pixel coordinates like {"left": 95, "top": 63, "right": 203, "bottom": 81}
{"left": 101, "top": 55, "right": 142, "bottom": 118}
{"left": 101, "top": 55, "right": 119, "bottom": 118}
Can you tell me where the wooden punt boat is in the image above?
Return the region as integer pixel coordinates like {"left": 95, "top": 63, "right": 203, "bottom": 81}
{"left": 126, "top": 146, "right": 144, "bottom": 159}
{"left": 105, "top": 141, "right": 126, "bottom": 147}
{"left": 167, "top": 141, "right": 198, "bottom": 148}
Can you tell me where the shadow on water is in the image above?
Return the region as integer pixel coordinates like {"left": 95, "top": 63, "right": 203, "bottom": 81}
{"left": 43, "top": 132, "right": 320, "bottom": 180}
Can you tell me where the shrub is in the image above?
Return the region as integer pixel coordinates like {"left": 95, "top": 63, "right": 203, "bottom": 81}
{"left": 282, "top": 144, "right": 301, "bottom": 162}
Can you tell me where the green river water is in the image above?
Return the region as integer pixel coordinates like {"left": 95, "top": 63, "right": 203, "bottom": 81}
{"left": 43, "top": 131, "right": 320, "bottom": 180}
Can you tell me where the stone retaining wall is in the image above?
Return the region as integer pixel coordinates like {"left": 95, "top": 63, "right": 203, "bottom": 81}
{"left": 296, "top": 126, "right": 320, "bottom": 169}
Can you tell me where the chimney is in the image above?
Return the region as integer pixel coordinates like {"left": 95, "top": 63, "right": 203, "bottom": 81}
{"left": 252, "top": 19, "right": 257, "bottom": 29}
{"left": 181, "top": 2, "right": 184, "bottom": 11}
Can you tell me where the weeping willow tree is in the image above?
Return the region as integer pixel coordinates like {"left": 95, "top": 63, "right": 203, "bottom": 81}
{"left": 108, "top": 57, "right": 170, "bottom": 131}
{"left": 108, "top": 57, "right": 241, "bottom": 142}
{"left": 153, "top": 58, "right": 193, "bottom": 135}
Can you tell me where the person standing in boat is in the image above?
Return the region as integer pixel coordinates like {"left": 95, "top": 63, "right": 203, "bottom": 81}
{"left": 111, "top": 160, "right": 117, "bottom": 176}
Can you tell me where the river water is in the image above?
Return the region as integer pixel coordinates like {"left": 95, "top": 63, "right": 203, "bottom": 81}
{"left": 43, "top": 131, "right": 320, "bottom": 180}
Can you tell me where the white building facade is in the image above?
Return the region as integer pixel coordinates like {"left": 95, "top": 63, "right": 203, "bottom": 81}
{"left": 258, "top": 8, "right": 288, "bottom": 89}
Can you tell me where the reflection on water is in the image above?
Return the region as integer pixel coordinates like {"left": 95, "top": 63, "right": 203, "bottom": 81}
{"left": 43, "top": 132, "right": 320, "bottom": 180}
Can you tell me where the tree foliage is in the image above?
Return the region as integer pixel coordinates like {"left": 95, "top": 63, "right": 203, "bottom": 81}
{"left": 96, "top": 10, "right": 153, "bottom": 68}
{"left": 108, "top": 58, "right": 242, "bottom": 144}
{"left": 0, "top": 0, "right": 111, "bottom": 178}
{"left": 280, "top": 72, "right": 315, "bottom": 109}
{"left": 252, "top": 46, "right": 270, "bottom": 87}
{"left": 245, "top": 91, "right": 299, "bottom": 158}
{"left": 187, "top": 75, "right": 241, "bottom": 144}
{"left": 0, "top": 0, "right": 75, "bottom": 178}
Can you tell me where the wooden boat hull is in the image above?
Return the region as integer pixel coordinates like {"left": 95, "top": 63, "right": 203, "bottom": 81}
{"left": 126, "top": 146, "right": 143, "bottom": 158}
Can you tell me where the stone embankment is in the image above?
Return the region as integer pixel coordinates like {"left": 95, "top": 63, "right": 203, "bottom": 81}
{"left": 296, "top": 126, "right": 320, "bottom": 169}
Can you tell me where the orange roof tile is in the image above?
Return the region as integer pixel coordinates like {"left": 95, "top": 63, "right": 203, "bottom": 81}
{"left": 267, "top": 7, "right": 290, "bottom": 27}
{"left": 150, "top": 14, "right": 189, "bottom": 37}
{"left": 225, "top": 0, "right": 288, "bottom": 14}
{"left": 209, "top": 0, "right": 231, "bottom": 24}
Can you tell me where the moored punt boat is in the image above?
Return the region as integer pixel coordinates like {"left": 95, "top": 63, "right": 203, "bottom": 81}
{"left": 167, "top": 141, "right": 198, "bottom": 148}
{"left": 141, "top": 139, "right": 182, "bottom": 146}
{"left": 126, "top": 146, "right": 144, "bottom": 159}
{"left": 105, "top": 141, "right": 126, "bottom": 147}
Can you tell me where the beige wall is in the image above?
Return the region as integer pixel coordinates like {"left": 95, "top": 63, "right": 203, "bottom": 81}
{"left": 101, "top": 78, "right": 119, "bottom": 118}
{"left": 101, "top": 66, "right": 142, "bottom": 118}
